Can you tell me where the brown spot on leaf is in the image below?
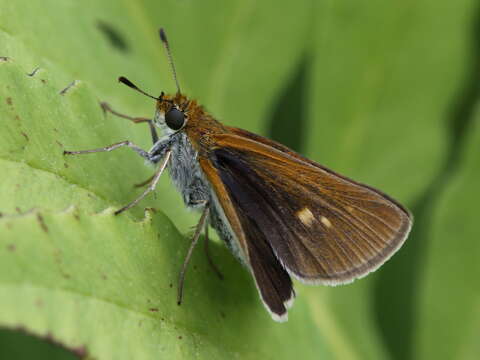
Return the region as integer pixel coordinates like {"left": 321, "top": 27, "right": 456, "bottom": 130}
{"left": 36, "top": 213, "right": 49, "bottom": 233}
{"left": 6, "top": 97, "right": 12, "bottom": 106}
{"left": 178, "top": 336, "right": 183, "bottom": 340}
{"left": 59, "top": 80, "right": 78, "bottom": 95}
{"left": 149, "top": 308, "right": 159, "bottom": 312}
{"left": 27, "top": 67, "right": 40, "bottom": 77}
{"left": 21, "top": 132, "right": 29, "bottom": 141}
{"left": 56, "top": 140, "right": 63, "bottom": 148}
{"left": 7, "top": 244, "right": 16, "bottom": 252}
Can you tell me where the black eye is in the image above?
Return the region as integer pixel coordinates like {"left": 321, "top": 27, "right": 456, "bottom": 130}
{"left": 165, "top": 108, "right": 185, "bottom": 130}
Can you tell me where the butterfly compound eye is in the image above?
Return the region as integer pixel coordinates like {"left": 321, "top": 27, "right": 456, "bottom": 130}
{"left": 165, "top": 108, "right": 185, "bottom": 130}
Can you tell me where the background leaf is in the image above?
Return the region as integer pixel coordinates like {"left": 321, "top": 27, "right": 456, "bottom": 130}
{"left": 415, "top": 111, "right": 480, "bottom": 360}
{"left": 1, "top": 0, "right": 479, "bottom": 359}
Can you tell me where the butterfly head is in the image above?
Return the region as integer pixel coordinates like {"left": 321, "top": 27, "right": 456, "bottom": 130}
{"left": 154, "top": 93, "right": 191, "bottom": 132}
{"left": 117, "top": 29, "right": 223, "bottom": 141}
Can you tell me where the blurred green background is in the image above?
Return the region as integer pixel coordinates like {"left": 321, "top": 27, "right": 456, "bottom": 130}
{"left": 1, "top": 0, "right": 479, "bottom": 359}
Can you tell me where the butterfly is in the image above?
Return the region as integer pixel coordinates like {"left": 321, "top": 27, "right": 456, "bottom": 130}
{"left": 64, "top": 29, "right": 412, "bottom": 322}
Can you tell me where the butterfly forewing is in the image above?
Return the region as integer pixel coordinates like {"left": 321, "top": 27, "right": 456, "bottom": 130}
{"left": 205, "top": 132, "right": 412, "bottom": 285}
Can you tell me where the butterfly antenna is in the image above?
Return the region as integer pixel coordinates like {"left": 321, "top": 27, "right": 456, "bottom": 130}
{"left": 159, "top": 28, "right": 181, "bottom": 94}
{"left": 118, "top": 76, "right": 160, "bottom": 100}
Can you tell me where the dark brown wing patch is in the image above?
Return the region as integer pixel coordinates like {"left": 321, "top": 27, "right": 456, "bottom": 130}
{"left": 245, "top": 225, "right": 295, "bottom": 321}
{"left": 213, "top": 149, "right": 294, "bottom": 320}
{"left": 200, "top": 155, "right": 294, "bottom": 320}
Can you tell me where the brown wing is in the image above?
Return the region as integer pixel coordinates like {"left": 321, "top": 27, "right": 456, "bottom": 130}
{"left": 205, "top": 133, "right": 412, "bottom": 285}
{"left": 200, "top": 157, "right": 295, "bottom": 321}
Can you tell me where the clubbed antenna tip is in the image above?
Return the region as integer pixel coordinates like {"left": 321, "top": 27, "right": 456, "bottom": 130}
{"left": 118, "top": 76, "right": 159, "bottom": 101}
{"left": 118, "top": 76, "right": 137, "bottom": 89}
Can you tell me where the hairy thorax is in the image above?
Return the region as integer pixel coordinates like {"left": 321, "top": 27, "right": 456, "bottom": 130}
{"left": 153, "top": 97, "right": 245, "bottom": 263}
{"left": 167, "top": 132, "right": 210, "bottom": 208}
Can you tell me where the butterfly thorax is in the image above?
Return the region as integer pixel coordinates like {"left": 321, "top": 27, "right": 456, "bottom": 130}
{"left": 152, "top": 94, "right": 245, "bottom": 262}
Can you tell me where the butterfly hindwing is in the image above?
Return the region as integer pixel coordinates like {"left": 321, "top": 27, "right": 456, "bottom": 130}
{"left": 200, "top": 156, "right": 295, "bottom": 321}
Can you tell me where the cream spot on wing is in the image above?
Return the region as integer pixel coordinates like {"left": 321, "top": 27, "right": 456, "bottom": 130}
{"left": 297, "top": 207, "right": 315, "bottom": 226}
{"left": 346, "top": 206, "right": 354, "bottom": 213}
{"left": 320, "top": 216, "right": 332, "bottom": 228}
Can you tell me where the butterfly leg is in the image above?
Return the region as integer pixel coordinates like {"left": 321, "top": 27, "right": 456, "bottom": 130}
{"left": 63, "top": 140, "right": 151, "bottom": 160}
{"left": 204, "top": 223, "right": 224, "bottom": 280}
{"left": 100, "top": 102, "right": 158, "bottom": 144}
{"left": 113, "top": 151, "right": 171, "bottom": 215}
{"left": 133, "top": 173, "right": 156, "bottom": 188}
{"left": 177, "top": 202, "right": 210, "bottom": 305}
{"left": 64, "top": 136, "right": 173, "bottom": 214}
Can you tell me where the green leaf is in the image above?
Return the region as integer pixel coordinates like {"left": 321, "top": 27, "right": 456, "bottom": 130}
{"left": 1, "top": 208, "right": 329, "bottom": 359}
{"left": 414, "top": 111, "right": 480, "bottom": 360}
{"left": 308, "top": 0, "right": 475, "bottom": 202}
{"left": 303, "top": 2, "right": 479, "bottom": 360}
